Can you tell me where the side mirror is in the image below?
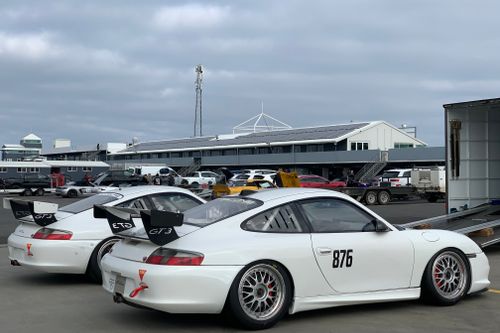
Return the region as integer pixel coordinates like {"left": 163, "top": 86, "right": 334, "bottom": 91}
{"left": 375, "top": 220, "right": 390, "bottom": 232}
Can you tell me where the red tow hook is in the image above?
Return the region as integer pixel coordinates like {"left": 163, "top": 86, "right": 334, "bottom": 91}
{"left": 129, "top": 282, "right": 148, "bottom": 298}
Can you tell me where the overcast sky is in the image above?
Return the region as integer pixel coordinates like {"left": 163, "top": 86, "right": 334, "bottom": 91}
{"left": 1, "top": 0, "right": 499, "bottom": 149}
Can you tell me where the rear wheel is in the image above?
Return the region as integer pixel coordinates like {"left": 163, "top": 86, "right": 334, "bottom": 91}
{"left": 191, "top": 182, "right": 199, "bottom": 188}
{"left": 67, "top": 189, "right": 78, "bottom": 198}
{"left": 377, "top": 190, "right": 390, "bottom": 205}
{"left": 364, "top": 191, "right": 378, "bottom": 205}
{"left": 227, "top": 261, "right": 292, "bottom": 330}
{"left": 87, "top": 237, "right": 120, "bottom": 283}
{"left": 36, "top": 188, "right": 45, "bottom": 196}
{"left": 421, "top": 249, "right": 470, "bottom": 305}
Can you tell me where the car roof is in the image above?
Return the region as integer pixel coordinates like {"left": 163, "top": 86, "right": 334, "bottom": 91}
{"left": 104, "top": 185, "right": 196, "bottom": 197}
{"left": 245, "top": 187, "right": 350, "bottom": 201}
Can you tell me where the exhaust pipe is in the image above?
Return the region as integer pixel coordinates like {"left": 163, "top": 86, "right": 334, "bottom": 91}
{"left": 113, "top": 294, "right": 124, "bottom": 304}
{"left": 10, "top": 260, "right": 20, "bottom": 266}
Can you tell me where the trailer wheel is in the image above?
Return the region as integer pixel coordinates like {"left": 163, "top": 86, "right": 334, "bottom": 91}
{"left": 23, "top": 188, "right": 33, "bottom": 196}
{"left": 35, "top": 188, "right": 45, "bottom": 196}
{"left": 377, "top": 191, "right": 390, "bottom": 205}
{"left": 364, "top": 191, "right": 378, "bottom": 205}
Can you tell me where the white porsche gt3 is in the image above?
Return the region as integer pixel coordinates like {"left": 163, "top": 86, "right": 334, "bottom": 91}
{"left": 101, "top": 188, "right": 490, "bottom": 330}
{"left": 6, "top": 186, "right": 204, "bottom": 282}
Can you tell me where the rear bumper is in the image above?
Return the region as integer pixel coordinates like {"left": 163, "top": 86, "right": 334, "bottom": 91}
{"left": 7, "top": 233, "right": 95, "bottom": 274}
{"left": 468, "top": 252, "right": 490, "bottom": 294}
{"left": 101, "top": 254, "right": 242, "bottom": 314}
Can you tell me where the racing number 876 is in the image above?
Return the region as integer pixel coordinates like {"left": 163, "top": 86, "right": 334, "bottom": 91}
{"left": 332, "top": 249, "right": 353, "bottom": 268}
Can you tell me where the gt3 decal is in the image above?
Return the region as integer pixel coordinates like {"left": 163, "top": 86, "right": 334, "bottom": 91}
{"left": 332, "top": 249, "right": 353, "bottom": 268}
{"left": 140, "top": 210, "right": 182, "bottom": 246}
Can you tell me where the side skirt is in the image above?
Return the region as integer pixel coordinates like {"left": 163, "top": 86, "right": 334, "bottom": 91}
{"left": 290, "top": 288, "right": 421, "bottom": 314}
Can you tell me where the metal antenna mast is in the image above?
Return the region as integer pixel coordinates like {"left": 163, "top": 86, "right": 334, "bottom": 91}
{"left": 194, "top": 64, "right": 204, "bottom": 137}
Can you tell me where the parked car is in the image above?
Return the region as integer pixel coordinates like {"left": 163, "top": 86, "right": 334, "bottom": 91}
{"left": 101, "top": 188, "right": 489, "bottom": 329}
{"left": 380, "top": 169, "right": 412, "bottom": 187}
{"left": 299, "top": 175, "right": 346, "bottom": 188}
{"left": 230, "top": 169, "right": 277, "bottom": 182}
{"left": 213, "top": 179, "right": 277, "bottom": 198}
{"left": 1, "top": 174, "right": 52, "bottom": 196}
{"left": 6, "top": 186, "right": 205, "bottom": 283}
{"left": 92, "top": 170, "right": 148, "bottom": 186}
{"left": 55, "top": 180, "right": 116, "bottom": 198}
{"left": 181, "top": 171, "right": 219, "bottom": 187}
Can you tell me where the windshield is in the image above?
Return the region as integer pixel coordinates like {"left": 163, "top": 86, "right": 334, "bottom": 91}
{"left": 59, "top": 192, "right": 124, "bottom": 214}
{"left": 183, "top": 197, "right": 262, "bottom": 227}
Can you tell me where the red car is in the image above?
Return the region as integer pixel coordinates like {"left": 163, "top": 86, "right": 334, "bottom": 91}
{"left": 298, "top": 175, "right": 346, "bottom": 188}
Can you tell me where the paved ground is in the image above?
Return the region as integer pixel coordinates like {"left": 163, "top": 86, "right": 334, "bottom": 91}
{"left": 1, "top": 194, "right": 498, "bottom": 332}
{"left": 0, "top": 245, "right": 498, "bottom": 333}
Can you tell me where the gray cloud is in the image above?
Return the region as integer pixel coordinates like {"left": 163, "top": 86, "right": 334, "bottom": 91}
{"left": 1, "top": 0, "right": 500, "bottom": 150}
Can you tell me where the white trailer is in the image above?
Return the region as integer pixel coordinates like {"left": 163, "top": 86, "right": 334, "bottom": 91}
{"left": 403, "top": 98, "right": 500, "bottom": 248}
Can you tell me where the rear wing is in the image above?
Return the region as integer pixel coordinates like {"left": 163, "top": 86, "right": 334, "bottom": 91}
{"left": 3, "top": 198, "right": 58, "bottom": 226}
{"left": 94, "top": 205, "right": 183, "bottom": 246}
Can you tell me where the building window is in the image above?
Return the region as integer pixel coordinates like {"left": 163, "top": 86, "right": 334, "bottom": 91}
{"left": 294, "top": 145, "right": 307, "bottom": 153}
{"left": 394, "top": 143, "right": 414, "bottom": 149}
{"left": 29, "top": 167, "right": 40, "bottom": 173}
{"left": 67, "top": 166, "right": 78, "bottom": 172}
{"left": 257, "top": 147, "right": 271, "bottom": 154}
{"left": 82, "top": 167, "right": 92, "bottom": 172}
{"left": 239, "top": 148, "right": 254, "bottom": 155}
{"left": 17, "top": 168, "right": 27, "bottom": 173}
{"left": 171, "top": 152, "right": 181, "bottom": 158}
{"left": 0, "top": 167, "right": 7, "bottom": 173}
{"left": 223, "top": 149, "right": 237, "bottom": 156}
{"left": 350, "top": 142, "right": 369, "bottom": 151}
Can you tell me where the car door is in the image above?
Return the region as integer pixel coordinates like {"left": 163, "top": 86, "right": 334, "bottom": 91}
{"left": 297, "top": 198, "right": 414, "bottom": 294}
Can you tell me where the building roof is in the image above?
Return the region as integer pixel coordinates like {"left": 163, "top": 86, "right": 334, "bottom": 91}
{"left": 22, "top": 133, "right": 42, "bottom": 141}
{"left": 443, "top": 97, "right": 500, "bottom": 109}
{"left": 42, "top": 143, "right": 127, "bottom": 155}
{"left": 0, "top": 161, "right": 108, "bottom": 168}
{"left": 113, "top": 122, "right": 373, "bottom": 154}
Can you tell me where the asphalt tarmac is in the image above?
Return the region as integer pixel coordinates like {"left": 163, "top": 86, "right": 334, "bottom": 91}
{"left": 0, "top": 195, "right": 498, "bottom": 332}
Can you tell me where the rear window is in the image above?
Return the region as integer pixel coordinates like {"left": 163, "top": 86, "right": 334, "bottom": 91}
{"left": 183, "top": 197, "right": 262, "bottom": 227}
{"left": 381, "top": 172, "right": 400, "bottom": 179}
{"left": 59, "top": 193, "right": 123, "bottom": 214}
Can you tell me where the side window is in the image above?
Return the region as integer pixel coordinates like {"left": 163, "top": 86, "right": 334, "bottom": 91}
{"left": 298, "top": 199, "right": 376, "bottom": 233}
{"left": 403, "top": 171, "right": 411, "bottom": 178}
{"left": 115, "top": 197, "right": 150, "bottom": 210}
{"left": 148, "top": 193, "right": 201, "bottom": 212}
{"left": 243, "top": 204, "right": 303, "bottom": 233}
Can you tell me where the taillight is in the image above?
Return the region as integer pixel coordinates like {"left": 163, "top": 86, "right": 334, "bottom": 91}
{"left": 389, "top": 178, "right": 400, "bottom": 182}
{"left": 146, "top": 248, "right": 204, "bottom": 266}
{"left": 33, "top": 228, "right": 73, "bottom": 240}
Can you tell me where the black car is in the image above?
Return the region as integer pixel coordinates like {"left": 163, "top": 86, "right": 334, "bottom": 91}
{"left": 1, "top": 174, "right": 52, "bottom": 196}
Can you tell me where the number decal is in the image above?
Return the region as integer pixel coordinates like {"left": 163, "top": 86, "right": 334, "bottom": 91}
{"left": 332, "top": 249, "right": 353, "bottom": 268}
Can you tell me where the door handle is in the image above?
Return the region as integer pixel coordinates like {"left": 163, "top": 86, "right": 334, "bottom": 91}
{"left": 317, "top": 247, "right": 332, "bottom": 255}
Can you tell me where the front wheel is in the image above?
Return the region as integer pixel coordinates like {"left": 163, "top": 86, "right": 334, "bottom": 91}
{"left": 364, "top": 191, "right": 378, "bottom": 205}
{"left": 87, "top": 237, "right": 120, "bottom": 283}
{"left": 227, "top": 261, "right": 292, "bottom": 330}
{"left": 421, "top": 249, "right": 470, "bottom": 305}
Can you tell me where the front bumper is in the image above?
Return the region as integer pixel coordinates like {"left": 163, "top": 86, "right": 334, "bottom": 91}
{"left": 467, "top": 251, "right": 490, "bottom": 294}
{"left": 101, "top": 254, "right": 242, "bottom": 314}
{"left": 8, "top": 233, "right": 96, "bottom": 274}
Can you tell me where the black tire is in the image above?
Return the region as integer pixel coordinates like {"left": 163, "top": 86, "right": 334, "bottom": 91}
{"left": 36, "top": 188, "right": 45, "bottom": 196}
{"left": 67, "top": 189, "right": 78, "bottom": 198}
{"left": 191, "top": 182, "right": 199, "bottom": 188}
{"left": 427, "top": 195, "right": 438, "bottom": 203}
{"left": 364, "top": 191, "right": 378, "bottom": 205}
{"left": 227, "top": 261, "right": 292, "bottom": 330}
{"left": 421, "top": 248, "right": 470, "bottom": 305}
{"left": 377, "top": 190, "right": 390, "bottom": 205}
{"left": 23, "top": 188, "right": 33, "bottom": 196}
{"left": 87, "top": 237, "right": 120, "bottom": 283}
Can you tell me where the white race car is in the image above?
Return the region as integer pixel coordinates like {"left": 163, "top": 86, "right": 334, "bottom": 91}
{"left": 6, "top": 186, "right": 204, "bottom": 282}
{"left": 101, "top": 188, "right": 490, "bottom": 329}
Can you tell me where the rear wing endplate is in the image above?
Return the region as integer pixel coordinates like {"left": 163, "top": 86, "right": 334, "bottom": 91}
{"left": 94, "top": 205, "right": 138, "bottom": 234}
{"left": 140, "top": 210, "right": 182, "bottom": 246}
{"left": 3, "top": 198, "right": 58, "bottom": 226}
